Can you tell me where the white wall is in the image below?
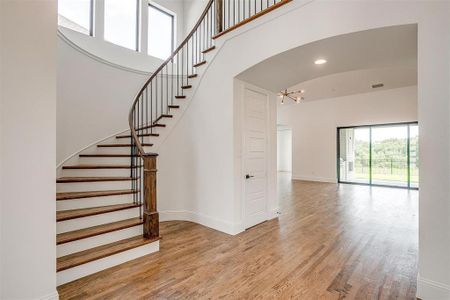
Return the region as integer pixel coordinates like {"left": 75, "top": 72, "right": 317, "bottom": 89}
{"left": 278, "top": 86, "right": 417, "bottom": 182}
{"left": 277, "top": 129, "right": 292, "bottom": 172}
{"left": 0, "top": 1, "right": 57, "bottom": 299}
{"left": 55, "top": 1, "right": 450, "bottom": 298}
{"left": 153, "top": 2, "right": 449, "bottom": 298}
{"left": 57, "top": 37, "right": 148, "bottom": 165}
{"left": 183, "top": 0, "right": 209, "bottom": 33}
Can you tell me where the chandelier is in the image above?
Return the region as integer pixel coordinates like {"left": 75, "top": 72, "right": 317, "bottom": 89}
{"left": 278, "top": 89, "right": 304, "bottom": 104}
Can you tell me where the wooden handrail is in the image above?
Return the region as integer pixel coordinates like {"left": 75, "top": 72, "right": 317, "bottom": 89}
{"left": 128, "top": 0, "right": 216, "bottom": 156}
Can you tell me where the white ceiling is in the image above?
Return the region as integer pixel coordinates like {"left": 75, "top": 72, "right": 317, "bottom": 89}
{"left": 281, "top": 66, "right": 416, "bottom": 105}
{"left": 236, "top": 25, "right": 417, "bottom": 100}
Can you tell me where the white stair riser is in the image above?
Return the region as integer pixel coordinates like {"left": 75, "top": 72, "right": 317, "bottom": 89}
{"left": 57, "top": 225, "right": 143, "bottom": 257}
{"left": 94, "top": 146, "right": 156, "bottom": 155}
{"left": 57, "top": 181, "right": 133, "bottom": 192}
{"left": 61, "top": 168, "right": 135, "bottom": 177}
{"left": 57, "top": 194, "right": 134, "bottom": 210}
{"left": 95, "top": 147, "right": 134, "bottom": 155}
{"left": 78, "top": 156, "right": 133, "bottom": 164}
{"left": 57, "top": 240, "right": 159, "bottom": 286}
{"left": 57, "top": 207, "right": 141, "bottom": 234}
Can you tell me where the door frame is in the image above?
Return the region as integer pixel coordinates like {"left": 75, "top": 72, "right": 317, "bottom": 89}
{"left": 240, "top": 84, "right": 271, "bottom": 230}
{"left": 337, "top": 121, "right": 419, "bottom": 190}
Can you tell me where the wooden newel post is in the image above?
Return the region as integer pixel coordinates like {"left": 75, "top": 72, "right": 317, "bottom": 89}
{"left": 143, "top": 154, "right": 159, "bottom": 239}
{"left": 215, "top": 0, "right": 223, "bottom": 35}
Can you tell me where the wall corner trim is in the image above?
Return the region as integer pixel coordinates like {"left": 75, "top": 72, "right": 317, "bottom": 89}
{"left": 417, "top": 275, "right": 450, "bottom": 300}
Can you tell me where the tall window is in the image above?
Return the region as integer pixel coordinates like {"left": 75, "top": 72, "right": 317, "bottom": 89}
{"left": 104, "top": 0, "right": 139, "bottom": 50}
{"left": 148, "top": 3, "right": 174, "bottom": 60}
{"left": 338, "top": 122, "right": 419, "bottom": 189}
{"left": 58, "top": 0, "right": 92, "bottom": 35}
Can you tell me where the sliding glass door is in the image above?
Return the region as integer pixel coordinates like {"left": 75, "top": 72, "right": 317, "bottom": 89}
{"left": 337, "top": 122, "right": 419, "bottom": 189}
{"left": 338, "top": 127, "right": 370, "bottom": 184}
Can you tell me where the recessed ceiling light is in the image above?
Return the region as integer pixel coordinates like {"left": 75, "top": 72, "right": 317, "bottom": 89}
{"left": 314, "top": 58, "right": 327, "bottom": 65}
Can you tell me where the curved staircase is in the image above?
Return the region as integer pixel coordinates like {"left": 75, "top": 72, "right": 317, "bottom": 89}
{"left": 56, "top": 0, "right": 291, "bottom": 286}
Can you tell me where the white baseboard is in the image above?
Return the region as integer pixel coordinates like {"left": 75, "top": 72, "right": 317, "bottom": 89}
{"left": 159, "top": 210, "right": 243, "bottom": 235}
{"left": 160, "top": 209, "right": 280, "bottom": 235}
{"left": 38, "top": 291, "right": 59, "bottom": 300}
{"left": 417, "top": 275, "right": 450, "bottom": 300}
{"left": 267, "top": 208, "right": 280, "bottom": 220}
{"left": 291, "top": 174, "right": 337, "bottom": 183}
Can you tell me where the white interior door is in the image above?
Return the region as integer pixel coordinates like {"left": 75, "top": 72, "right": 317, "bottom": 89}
{"left": 243, "top": 88, "right": 268, "bottom": 229}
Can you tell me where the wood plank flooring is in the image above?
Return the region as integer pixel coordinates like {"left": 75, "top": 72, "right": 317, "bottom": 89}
{"left": 57, "top": 174, "right": 418, "bottom": 299}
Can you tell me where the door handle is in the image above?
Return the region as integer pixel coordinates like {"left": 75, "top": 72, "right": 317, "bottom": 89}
{"left": 245, "top": 174, "right": 255, "bottom": 179}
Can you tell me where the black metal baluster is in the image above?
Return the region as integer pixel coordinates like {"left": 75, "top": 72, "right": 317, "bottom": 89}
{"left": 181, "top": 47, "right": 184, "bottom": 95}
{"left": 161, "top": 71, "right": 163, "bottom": 116}
{"left": 140, "top": 91, "right": 144, "bottom": 212}
{"left": 191, "top": 36, "right": 194, "bottom": 76}
{"left": 166, "top": 65, "right": 169, "bottom": 114}
{"left": 136, "top": 94, "right": 139, "bottom": 207}
{"left": 137, "top": 94, "right": 141, "bottom": 209}
{"left": 171, "top": 59, "right": 174, "bottom": 106}
{"left": 155, "top": 76, "right": 158, "bottom": 121}
{"left": 150, "top": 81, "right": 153, "bottom": 134}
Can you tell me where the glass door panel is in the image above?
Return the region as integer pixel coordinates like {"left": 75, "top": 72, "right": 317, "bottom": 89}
{"left": 339, "top": 127, "right": 370, "bottom": 184}
{"left": 371, "top": 125, "right": 408, "bottom": 187}
{"left": 409, "top": 124, "right": 419, "bottom": 188}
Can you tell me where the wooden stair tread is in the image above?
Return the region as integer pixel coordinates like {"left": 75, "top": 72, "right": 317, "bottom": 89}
{"left": 188, "top": 74, "right": 198, "bottom": 79}
{"left": 57, "top": 203, "right": 140, "bottom": 222}
{"left": 202, "top": 46, "right": 216, "bottom": 54}
{"left": 98, "top": 143, "right": 154, "bottom": 146}
{"left": 79, "top": 154, "right": 138, "bottom": 158}
{"left": 116, "top": 133, "right": 159, "bottom": 139}
{"left": 193, "top": 61, "right": 207, "bottom": 68}
{"left": 135, "top": 123, "right": 166, "bottom": 131}
{"left": 153, "top": 115, "right": 173, "bottom": 123}
{"left": 56, "top": 189, "right": 138, "bottom": 201}
{"left": 56, "top": 218, "right": 143, "bottom": 245}
{"left": 181, "top": 85, "right": 192, "bottom": 89}
{"left": 57, "top": 177, "right": 137, "bottom": 183}
{"left": 57, "top": 235, "right": 159, "bottom": 271}
{"left": 175, "top": 95, "right": 186, "bottom": 99}
{"left": 168, "top": 105, "right": 180, "bottom": 109}
{"left": 63, "top": 164, "right": 140, "bottom": 169}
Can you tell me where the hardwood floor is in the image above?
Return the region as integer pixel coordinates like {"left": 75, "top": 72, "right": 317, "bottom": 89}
{"left": 58, "top": 174, "right": 418, "bottom": 299}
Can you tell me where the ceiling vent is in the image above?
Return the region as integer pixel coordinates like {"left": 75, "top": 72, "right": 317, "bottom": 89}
{"left": 372, "top": 83, "right": 384, "bottom": 89}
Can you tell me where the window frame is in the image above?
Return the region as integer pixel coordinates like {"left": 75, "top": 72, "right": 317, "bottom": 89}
{"left": 147, "top": 1, "right": 175, "bottom": 59}
{"left": 58, "top": 0, "right": 94, "bottom": 36}
{"left": 103, "top": 0, "right": 140, "bottom": 51}
{"left": 89, "top": 0, "right": 94, "bottom": 36}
